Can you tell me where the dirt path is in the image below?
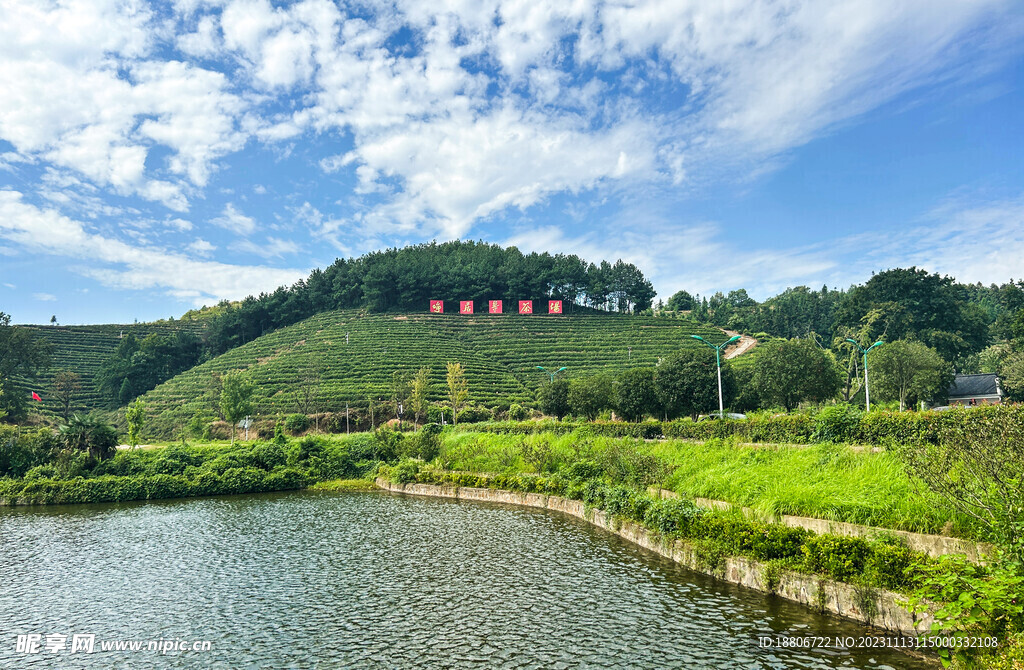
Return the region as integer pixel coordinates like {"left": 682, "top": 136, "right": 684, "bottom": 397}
{"left": 722, "top": 329, "right": 757, "bottom": 359}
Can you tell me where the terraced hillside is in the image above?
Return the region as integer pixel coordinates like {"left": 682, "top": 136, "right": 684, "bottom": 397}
{"left": 21, "top": 322, "right": 207, "bottom": 417}
{"left": 139, "top": 310, "right": 729, "bottom": 435}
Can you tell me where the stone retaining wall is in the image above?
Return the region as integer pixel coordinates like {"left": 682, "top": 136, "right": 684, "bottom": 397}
{"left": 376, "top": 478, "right": 933, "bottom": 636}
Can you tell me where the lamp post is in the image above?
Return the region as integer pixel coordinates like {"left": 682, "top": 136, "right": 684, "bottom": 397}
{"left": 691, "top": 334, "right": 741, "bottom": 418}
{"left": 846, "top": 339, "right": 883, "bottom": 411}
{"left": 536, "top": 365, "right": 567, "bottom": 383}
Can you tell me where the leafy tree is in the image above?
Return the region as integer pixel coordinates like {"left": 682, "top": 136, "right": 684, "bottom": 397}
{"left": 60, "top": 414, "right": 118, "bottom": 460}
{"left": 615, "top": 368, "right": 659, "bottom": 422}
{"left": 835, "top": 268, "right": 989, "bottom": 364}
{"left": 51, "top": 369, "right": 81, "bottom": 421}
{"left": 999, "top": 351, "right": 1024, "bottom": 402}
{"left": 870, "top": 340, "right": 952, "bottom": 410}
{"left": 409, "top": 366, "right": 431, "bottom": 426}
{"left": 220, "top": 372, "right": 255, "bottom": 444}
{"left": 665, "top": 290, "right": 695, "bottom": 311}
{"left": 390, "top": 370, "right": 411, "bottom": 421}
{"left": 538, "top": 377, "right": 570, "bottom": 419}
{"left": 749, "top": 338, "right": 840, "bottom": 411}
{"left": 655, "top": 349, "right": 731, "bottom": 420}
{"left": 567, "top": 374, "right": 615, "bottom": 420}
{"left": 125, "top": 399, "right": 146, "bottom": 448}
{"left": 445, "top": 362, "right": 468, "bottom": 425}
{"left": 0, "top": 312, "right": 52, "bottom": 421}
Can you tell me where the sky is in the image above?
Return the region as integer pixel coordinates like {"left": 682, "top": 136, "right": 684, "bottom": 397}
{"left": 0, "top": 0, "right": 1022, "bottom": 325}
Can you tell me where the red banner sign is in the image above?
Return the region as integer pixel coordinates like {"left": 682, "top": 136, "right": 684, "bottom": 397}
{"left": 548, "top": 300, "right": 563, "bottom": 314}
{"left": 489, "top": 300, "right": 502, "bottom": 314}
{"left": 519, "top": 300, "right": 533, "bottom": 314}
{"left": 429, "top": 300, "right": 443, "bottom": 313}
{"left": 460, "top": 301, "right": 473, "bottom": 314}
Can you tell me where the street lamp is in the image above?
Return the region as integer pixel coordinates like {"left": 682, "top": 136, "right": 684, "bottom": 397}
{"left": 536, "top": 365, "right": 567, "bottom": 383}
{"left": 846, "top": 339, "right": 883, "bottom": 411}
{"left": 691, "top": 334, "right": 741, "bottom": 418}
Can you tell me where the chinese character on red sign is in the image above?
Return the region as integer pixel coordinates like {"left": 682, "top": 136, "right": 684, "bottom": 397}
{"left": 460, "top": 301, "right": 473, "bottom": 314}
{"left": 519, "top": 300, "right": 533, "bottom": 314}
{"left": 548, "top": 300, "right": 562, "bottom": 314}
{"left": 429, "top": 300, "right": 443, "bottom": 313}
{"left": 489, "top": 300, "right": 502, "bottom": 314}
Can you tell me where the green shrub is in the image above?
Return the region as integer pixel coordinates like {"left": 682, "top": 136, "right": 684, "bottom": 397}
{"left": 507, "top": 404, "right": 528, "bottom": 421}
{"left": 285, "top": 413, "right": 310, "bottom": 434}
{"left": 813, "top": 404, "right": 863, "bottom": 443}
{"left": 865, "top": 537, "right": 917, "bottom": 590}
{"left": 801, "top": 535, "right": 871, "bottom": 581}
{"left": 390, "top": 459, "right": 420, "bottom": 484}
{"left": 251, "top": 442, "right": 287, "bottom": 470}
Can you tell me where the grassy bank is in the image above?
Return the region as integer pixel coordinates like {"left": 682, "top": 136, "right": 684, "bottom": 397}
{"left": 435, "top": 430, "right": 976, "bottom": 538}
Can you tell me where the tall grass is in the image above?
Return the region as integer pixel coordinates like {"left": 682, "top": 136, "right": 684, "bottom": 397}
{"left": 435, "top": 431, "right": 977, "bottom": 538}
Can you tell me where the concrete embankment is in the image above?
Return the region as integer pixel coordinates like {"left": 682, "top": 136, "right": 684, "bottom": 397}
{"left": 375, "top": 478, "right": 933, "bottom": 636}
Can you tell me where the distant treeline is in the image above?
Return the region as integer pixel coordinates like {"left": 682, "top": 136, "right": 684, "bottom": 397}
{"left": 200, "top": 240, "right": 655, "bottom": 355}
{"left": 667, "top": 268, "right": 1024, "bottom": 368}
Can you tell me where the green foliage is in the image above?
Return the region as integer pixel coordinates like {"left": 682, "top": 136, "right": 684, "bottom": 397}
{"left": 871, "top": 339, "right": 952, "bottom": 410}
{"left": 59, "top": 414, "right": 119, "bottom": 460}
{"left": 446, "top": 361, "right": 469, "bottom": 425}
{"left": 96, "top": 329, "right": 205, "bottom": 406}
{"left": 538, "top": 378, "right": 571, "bottom": 420}
{"left": 655, "top": 348, "right": 732, "bottom": 420}
{"left": 907, "top": 556, "right": 1024, "bottom": 666}
{"left": 284, "top": 413, "right": 310, "bottom": 434}
{"left": 812, "top": 404, "right": 863, "bottom": 443}
{"left": 898, "top": 405, "right": 1024, "bottom": 564}
{"left": 220, "top": 372, "right": 255, "bottom": 443}
{"left": 0, "top": 312, "right": 53, "bottom": 421}
{"left": 999, "top": 350, "right": 1024, "bottom": 402}
{"left": 0, "top": 426, "right": 60, "bottom": 478}
{"left": 748, "top": 338, "right": 841, "bottom": 411}
{"left": 507, "top": 403, "right": 527, "bottom": 421}
{"left": 801, "top": 535, "right": 871, "bottom": 581}
{"left": 567, "top": 374, "right": 615, "bottom": 421}
{"left": 615, "top": 367, "right": 659, "bottom": 422}
{"left": 125, "top": 399, "right": 145, "bottom": 448}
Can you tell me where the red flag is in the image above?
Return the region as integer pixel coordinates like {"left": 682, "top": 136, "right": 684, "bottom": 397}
{"left": 548, "top": 300, "right": 563, "bottom": 314}
{"left": 488, "top": 300, "right": 502, "bottom": 314}
{"left": 460, "top": 301, "right": 473, "bottom": 314}
{"left": 519, "top": 300, "right": 533, "bottom": 314}
{"left": 429, "top": 300, "right": 444, "bottom": 313}
{"left": 31, "top": 392, "right": 42, "bottom": 402}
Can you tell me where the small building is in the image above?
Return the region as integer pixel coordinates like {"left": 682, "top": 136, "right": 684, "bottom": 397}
{"left": 947, "top": 373, "right": 1004, "bottom": 406}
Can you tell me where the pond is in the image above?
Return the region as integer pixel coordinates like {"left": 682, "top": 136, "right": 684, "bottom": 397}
{"left": 0, "top": 490, "right": 935, "bottom": 668}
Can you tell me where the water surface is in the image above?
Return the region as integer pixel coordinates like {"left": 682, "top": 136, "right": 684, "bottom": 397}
{"left": 0, "top": 490, "right": 935, "bottom": 668}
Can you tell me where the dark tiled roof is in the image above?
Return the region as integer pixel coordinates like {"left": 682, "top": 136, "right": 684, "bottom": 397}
{"left": 948, "top": 373, "right": 1000, "bottom": 398}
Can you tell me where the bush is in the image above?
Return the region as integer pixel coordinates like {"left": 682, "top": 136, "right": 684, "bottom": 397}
{"left": 390, "top": 459, "right": 420, "bottom": 484}
{"left": 507, "top": 403, "right": 528, "bottom": 421}
{"left": 251, "top": 442, "right": 288, "bottom": 470}
{"left": 812, "top": 404, "right": 863, "bottom": 443}
{"left": 285, "top": 413, "right": 310, "bottom": 434}
{"left": 865, "top": 537, "right": 917, "bottom": 590}
{"left": 801, "top": 535, "right": 871, "bottom": 581}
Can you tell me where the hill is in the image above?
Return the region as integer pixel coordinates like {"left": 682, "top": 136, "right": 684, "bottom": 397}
{"left": 21, "top": 321, "right": 207, "bottom": 417}
{"left": 137, "top": 310, "right": 727, "bottom": 436}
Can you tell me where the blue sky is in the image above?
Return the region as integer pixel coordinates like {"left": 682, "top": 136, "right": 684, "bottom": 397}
{"left": 1, "top": 0, "right": 1022, "bottom": 325}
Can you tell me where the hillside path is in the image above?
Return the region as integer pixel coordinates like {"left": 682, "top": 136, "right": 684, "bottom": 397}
{"left": 722, "top": 329, "right": 757, "bottom": 359}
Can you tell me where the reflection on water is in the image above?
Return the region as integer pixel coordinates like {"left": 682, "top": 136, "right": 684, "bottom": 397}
{"left": 0, "top": 490, "right": 935, "bottom": 668}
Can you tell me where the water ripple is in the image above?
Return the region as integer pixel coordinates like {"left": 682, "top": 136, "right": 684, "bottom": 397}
{"left": 0, "top": 491, "right": 934, "bottom": 669}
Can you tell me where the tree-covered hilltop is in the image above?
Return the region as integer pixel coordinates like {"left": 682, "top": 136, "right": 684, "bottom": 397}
{"left": 669, "top": 268, "right": 1024, "bottom": 370}
{"left": 204, "top": 240, "right": 655, "bottom": 355}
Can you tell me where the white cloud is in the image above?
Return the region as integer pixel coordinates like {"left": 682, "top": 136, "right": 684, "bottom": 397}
{"left": 187, "top": 238, "right": 216, "bottom": 256}
{"left": 0, "top": 191, "right": 306, "bottom": 306}
{"left": 211, "top": 203, "right": 257, "bottom": 235}
{"left": 32, "top": 293, "right": 57, "bottom": 302}
{"left": 232, "top": 236, "right": 301, "bottom": 258}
